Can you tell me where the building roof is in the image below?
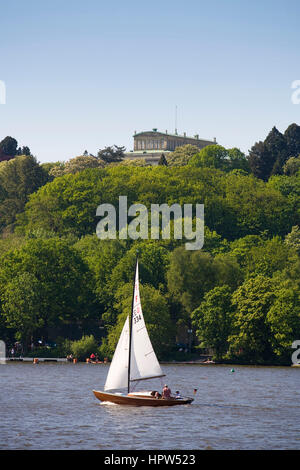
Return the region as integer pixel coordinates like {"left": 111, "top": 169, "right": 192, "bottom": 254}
{"left": 133, "top": 129, "right": 216, "bottom": 143}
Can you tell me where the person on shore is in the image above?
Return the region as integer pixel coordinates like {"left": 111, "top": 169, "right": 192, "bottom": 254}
{"left": 162, "top": 384, "right": 171, "bottom": 399}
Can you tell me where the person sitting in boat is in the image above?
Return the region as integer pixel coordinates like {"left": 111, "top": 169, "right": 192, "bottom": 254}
{"left": 155, "top": 391, "right": 161, "bottom": 399}
{"left": 90, "top": 353, "right": 96, "bottom": 362}
{"left": 162, "top": 384, "right": 171, "bottom": 399}
{"left": 175, "top": 391, "right": 182, "bottom": 399}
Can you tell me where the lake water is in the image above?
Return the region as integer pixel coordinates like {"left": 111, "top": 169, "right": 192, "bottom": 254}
{"left": 1, "top": 362, "right": 299, "bottom": 450}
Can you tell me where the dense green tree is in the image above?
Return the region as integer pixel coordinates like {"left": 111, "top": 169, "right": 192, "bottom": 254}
{"left": 248, "top": 125, "right": 300, "bottom": 180}
{"left": 0, "top": 155, "right": 49, "bottom": 232}
{"left": 283, "top": 156, "right": 300, "bottom": 176}
{"left": 97, "top": 145, "right": 125, "bottom": 164}
{"left": 167, "top": 246, "right": 241, "bottom": 315}
{"left": 285, "top": 226, "right": 300, "bottom": 254}
{"left": 264, "top": 126, "right": 289, "bottom": 176}
{"left": 192, "top": 285, "right": 234, "bottom": 360}
{"left": 229, "top": 234, "right": 265, "bottom": 266}
{"left": 0, "top": 136, "right": 18, "bottom": 159}
{"left": 74, "top": 236, "right": 127, "bottom": 307}
{"left": 0, "top": 239, "right": 97, "bottom": 339}
{"left": 166, "top": 144, "right": 199, "bottom": 167}
{"left": 117, "top": 158, "right": 150, "bottom": 167}
{"left": 15, "top": 164, "right": 297, "bottom": 244}
{"left": 228, "top": 276, "right": 276, "bottom": 361}
{"left": 189, "top": 145, "right": 228, "bottom": 170}
{"left": 244, "top": 237, "right": 297, "bottom": 279}
{"left": 49, "top": 155, "right": 105, "bottom": 177}
{"left": 202, "top": 227, "right": 230, "bottom": 255}
{"left": 247, "top": 141, "right": 275, "bottom": 181}
{"left": 188, "top": 145, "right": 249, "bottom": 173}
{"left": 1, "top": 272, "right": 44, "bottom": 350}
{"left": 227, "top": 148, "right": 250, "bottom": 172}
{"left": 16, "top": 168, "right": 106, "bottom": 236}
{"left": 223, "top": 171, "right": 293, "bottom": 238}
{"left": 284, "top": 123, "right": 300, "bottom": 157}
{"left": 266, "top": 283, "right": 300, "bottom": 359}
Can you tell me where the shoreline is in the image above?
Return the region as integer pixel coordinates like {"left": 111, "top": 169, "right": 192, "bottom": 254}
{"left": 3, "top": 357, "right": 298, "bottom": 367}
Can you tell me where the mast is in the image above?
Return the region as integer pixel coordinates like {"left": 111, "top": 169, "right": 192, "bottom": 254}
{"left": 127, "top": 254, "right": 138, "bottom": 394}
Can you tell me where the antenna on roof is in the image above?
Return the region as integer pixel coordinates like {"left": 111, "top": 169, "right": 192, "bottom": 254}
{"left": 175, "top": 105, "right": 178, "bottom": 135}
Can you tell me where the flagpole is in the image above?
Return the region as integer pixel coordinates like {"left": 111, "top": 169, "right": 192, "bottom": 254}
{"left": 128, "top": 253, "right": 138, "bottom": 394}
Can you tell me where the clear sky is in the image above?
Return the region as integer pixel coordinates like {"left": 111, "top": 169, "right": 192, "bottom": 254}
{"left": 0, "top": 0, "right": 300, "bottom": 163}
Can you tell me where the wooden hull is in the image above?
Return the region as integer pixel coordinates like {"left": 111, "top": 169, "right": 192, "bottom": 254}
{"left": 92, "top": 390, "right": 193, "bottom": 406}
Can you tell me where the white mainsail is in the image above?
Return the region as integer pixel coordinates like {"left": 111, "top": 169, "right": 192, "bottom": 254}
{"left": 129, "top": 262, "right": 164, "bottom": 382}
{"left": 104, "top": 260, "right": 164, "bottom": 391}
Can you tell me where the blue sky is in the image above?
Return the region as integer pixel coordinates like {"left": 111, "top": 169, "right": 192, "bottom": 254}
{"left": 0, "top": 0, "right": 300, "bottom": 163}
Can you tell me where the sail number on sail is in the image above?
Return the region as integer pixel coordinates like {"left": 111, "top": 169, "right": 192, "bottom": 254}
{"left": 133, "top": 306, "right": 142, "bottom": 324}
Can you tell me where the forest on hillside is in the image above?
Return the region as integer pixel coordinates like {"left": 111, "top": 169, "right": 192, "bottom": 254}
{"left": 0, "top": 124, "right": 300, "bottom": 364}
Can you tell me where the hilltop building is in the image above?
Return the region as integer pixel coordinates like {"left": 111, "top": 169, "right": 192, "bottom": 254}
{"left": 124, "top": 129, "right": 217, "bottom": 165}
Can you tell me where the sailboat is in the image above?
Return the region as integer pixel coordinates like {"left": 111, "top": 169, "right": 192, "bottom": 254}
{"left": 93, "top": 258, "right": 194, "bottom": 406}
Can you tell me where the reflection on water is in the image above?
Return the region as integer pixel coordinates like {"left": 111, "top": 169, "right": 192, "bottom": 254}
{"left": 1, "top": 362, "right": 300, "bottom": 449}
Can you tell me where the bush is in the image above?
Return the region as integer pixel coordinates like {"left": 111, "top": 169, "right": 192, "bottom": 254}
{"left": 70, "top": 335, "right": 100, "bottom": 361}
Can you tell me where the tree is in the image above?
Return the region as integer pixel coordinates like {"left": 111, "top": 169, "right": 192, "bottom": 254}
{"left": 265, "top": 126, "right": 289, "bottom": 176}
{"left": 16, "top": 146, "right": 31, "bottom": 156}
{"left": 167, "top": 246, "right": 241, "bottom": 315}
{"left": 158, "top": 153, "right": 168, "bottom": 166}
{"left": 285, "top": 226, "right": 300, "bottom": 254}
{"left": 192, "top": 285, "right": 234, "bottom": 360}
{"left": 283, "top": 156, "right": 300, "bottom": 176}
{"left": 97, "top": 145, "right": 125, "bottom": 164}
{"left": 0, "top": 238, "right": 97, "bottom": 338}
{"left": 224, "top": 171, "right": 294, "bottom": 238}
{"left": 109, "top": 242, "right": 170, "bottom": 293}
{"left": 16, "top": 168, "right": 106, "bottom": 236}
{"left": 189, "top": 145, "right": 228, "bottom": 170}
{"left": 228, "top": 276, "right": 276, "bottom": 362}
{"left": 247, "top": 141, "right": 275, "bottom": 181}
{"left": 0, "top": 136, "right": 18, "bottom": 161}
{"left": 166, "top": 145, "right": 199, "bottom": 167}
{"left": 284, "top": 123, "right": 300, "bottom": 158}
{"left": 1, "top": 272, "right": 44, "bottom": 350}
{"left": 248, "top": 127, "right": 290, "bottom": 180}
{"left": 266, "top": 283, "right": 300, "bottom": 360}
{"left": 74, "top": 236, "right": 126, "bottom": 307}
{"left": 244, "top": 237, "right": 297, "bottom": 279}
{"left": 49, "top": 155, "right": 105, "bottom": 177}
{"left": 118, "top": 158, "right": 150, "bottom": 167}
{"left": 227, "top": 148, "right": 250, "bottom": 172}
{"left": 0, "top": 155, "right": 49, "bottom": 232}
{"left": 230, "top": 234, "right": 265, "bottom": 266}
